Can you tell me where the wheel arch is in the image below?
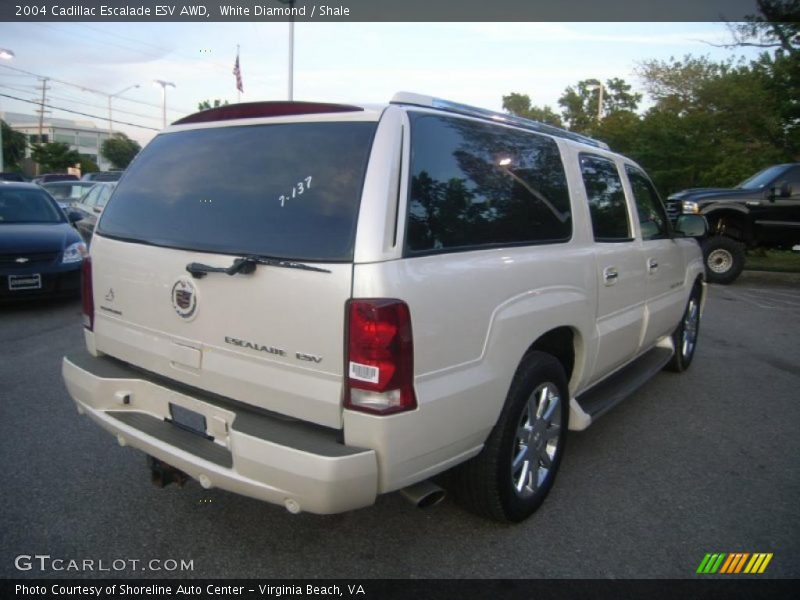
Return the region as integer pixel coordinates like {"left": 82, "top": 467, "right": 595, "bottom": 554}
{"left": 702, "top": 207, "right": 753, "bottom": 243}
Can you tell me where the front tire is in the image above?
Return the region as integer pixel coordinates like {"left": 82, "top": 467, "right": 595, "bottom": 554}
{"left": 454, "top": 352, "right": 569, "bottom": 522}
{"left": 702, "top": 236, "right": 745, "bottom": 284}
{"left": 666, "top": 284, "right": 702, "bottom": 372}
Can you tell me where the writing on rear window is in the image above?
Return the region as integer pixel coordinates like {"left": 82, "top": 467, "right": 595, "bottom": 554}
{"left": 349, "top": 362, "right": 379, "bottom": 384}
{"left": 279, "top": 176, "right": 313, "bottom": 207}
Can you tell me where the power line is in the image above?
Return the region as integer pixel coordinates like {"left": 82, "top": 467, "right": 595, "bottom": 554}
{"left": 0, "top": 93, "right": 161, "bottom": 131}
{"left": 0, "top": 63, "right": 193, "bottom": 114}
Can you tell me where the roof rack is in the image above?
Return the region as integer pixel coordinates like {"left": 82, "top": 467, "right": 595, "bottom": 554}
{"left": 390, "top": 91, "right": 609, "bottom": 150}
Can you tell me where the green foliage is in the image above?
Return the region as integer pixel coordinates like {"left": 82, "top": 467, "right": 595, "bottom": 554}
{"left": 557, "top": 78, "right": 640, "bottom": 134}
{"left": 498, "top": 2, "right": 799, "bottom": 196}
{"left": 502, "top": 93, "right": 563, "bottom": 127}
{"left": 1, "top": 120, "right": 27, "bottom": 170}
{"left": 79, "top": 155, "right": 99, "bottom": 175}
{"left": 31, "top": 142, "right": 81, "bottom": 172}
{"left": 101, "top": 133, "right": 141, "bottom": 169}
{"left": 198, "top": 99, "right": 230, "bottom": 111}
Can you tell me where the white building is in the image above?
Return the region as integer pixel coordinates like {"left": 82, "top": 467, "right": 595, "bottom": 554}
{"left": 1, "top": 111, "right": 114, "bottom": 171}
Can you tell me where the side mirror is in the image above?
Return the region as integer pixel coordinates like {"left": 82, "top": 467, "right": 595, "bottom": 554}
{"left": 674, "top": 214, "right": 708, "bottom": 239}
{"left": 67, "top": 210, "right": 84, "bottom": 224}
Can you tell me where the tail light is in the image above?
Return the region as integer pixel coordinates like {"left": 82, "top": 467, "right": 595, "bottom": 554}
{"left": 345, "top": 299, "right": 416, "bottom": 415}
{"left": 81, "top": 256, "right": 94, "bottom": 330}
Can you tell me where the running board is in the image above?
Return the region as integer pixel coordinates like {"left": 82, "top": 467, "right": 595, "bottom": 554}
{"left": 576, "top": 347, "right": 674, "bottom": 422}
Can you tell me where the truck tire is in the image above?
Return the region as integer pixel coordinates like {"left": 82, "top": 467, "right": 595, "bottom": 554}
{"left": 702, "top": 236, "right": 745, "bottom": 284}
{"left": 453, "top": 351, "right": 568, "bottom": 522}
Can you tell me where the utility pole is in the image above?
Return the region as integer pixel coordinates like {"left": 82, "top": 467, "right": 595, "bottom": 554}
{"left": 35, "top": 77, "right": 50, "bottom": 175}
{"left": 0, "top": 47, "right": 15, "bottom": 172}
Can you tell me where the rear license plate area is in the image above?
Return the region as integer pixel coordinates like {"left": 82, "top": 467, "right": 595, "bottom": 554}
{"left": 168, "top": 403, "right": 209, "bottom": 438}
{"left": 8, "top": 274, "right": 42, "bottom": 290}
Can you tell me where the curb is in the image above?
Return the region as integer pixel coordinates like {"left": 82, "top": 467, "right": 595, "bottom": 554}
{"left": 738, "top": 270, "right": 800, "bottom": 286}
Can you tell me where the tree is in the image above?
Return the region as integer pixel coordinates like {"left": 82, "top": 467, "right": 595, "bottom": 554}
{"left": 725, "top": 0, "right": 799, "bottom": 56}
{"left": 557, "top": 78, "right": 640, "bottom": 134}
{"left": 79, "top": 155, "right": 99, "bottom": 175}
{"left": 1, "top": 120, "right": 27, "bottom": 171}
{"left": 31, "top": 142, "right": 81, "bottom": 172}
{"left": 198, "top": 99, "right": 230, "bottom": 111}
{"left": 501, "top": 93, "right": 563, "bottom": 127}
{"left": 101, "top": 133, "right": 141, "bottom": 169}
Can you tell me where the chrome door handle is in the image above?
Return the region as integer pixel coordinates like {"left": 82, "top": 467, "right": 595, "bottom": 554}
{"left": 603, "top": 267, "right": 619, "bottom": 285}
{"left": 648, "top": 259, "right": 659, "bottom": 273}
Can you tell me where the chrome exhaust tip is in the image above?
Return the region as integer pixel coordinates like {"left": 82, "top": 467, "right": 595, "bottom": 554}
{"left": 399, "top": 480, "right": 446, "bottom": 509}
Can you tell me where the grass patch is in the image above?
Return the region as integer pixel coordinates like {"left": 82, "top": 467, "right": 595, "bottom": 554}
{"left": 744, "top": 249, "right": 800, "bottom": 273}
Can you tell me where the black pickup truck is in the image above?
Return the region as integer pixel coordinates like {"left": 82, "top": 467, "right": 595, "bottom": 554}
{"left": 667, "top": 163, "right": 800, "bottom": 283}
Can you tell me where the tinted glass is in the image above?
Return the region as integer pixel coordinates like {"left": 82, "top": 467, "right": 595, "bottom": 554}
{"left": 737, "top": 165, "right": 790, "bottom": 189}
{"left": 0, "top": 189, "right": 64, "bottom": 224}
{"left": 406, "top": 114, "right": 571, "bottom": 253}
{"left": 81, "top": 186, "right": 101, "bottom": 207}
{"left": 626, "top": 166, "right": 669, "bottom": 240}
{"left": 98, "top": 122, "right": 377, "bottom": 261}
{"left": 580, "top": 154, "right": 631, "bottom": 241}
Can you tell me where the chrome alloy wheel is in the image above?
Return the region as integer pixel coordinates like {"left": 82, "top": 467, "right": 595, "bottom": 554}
{"left": 511, "top": 382, "right": 562, "bottom": 499}
{"left": 707, "top": 248, "right": 733, "bottom": 274}
{"left": 682, "top": 296, "right": 700, "bottom": 359}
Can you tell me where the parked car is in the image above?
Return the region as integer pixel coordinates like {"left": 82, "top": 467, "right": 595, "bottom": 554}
{"left": 32, "top": 173, "right": 79, "bottom": 185}
{"left": 0, "top": 172, "right": 27, "bottom": 182}
{"left": 0, "top": 182, "right": 86, "bottom": 300}
{"left": 41, "top": 181, "right": 96, "bottom": 209}
{"left": 82, "top": 171, "right": 123, "bottom": 182}
{"left": 62, "top": 93, "right": 707, "bottom": 522}
{"left": 667, "top": 163, "right": 800, "bottom": 283}
{"left": 69, "top": 182, "right": 116, "bottom": 242}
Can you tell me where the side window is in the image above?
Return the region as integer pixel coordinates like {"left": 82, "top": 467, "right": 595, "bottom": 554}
{"left": 626, "top": 166, "right": 670, "bottom": 241}
{"left": 783, "top": 167, "right": 800, "bottom": 196}
{"left": 97, "top": 186, "right": 112, "bottom": 209}
{"left": 406, "top": 113, "right": 572, "bottom": 254}
{"left": 579, "top": 154, "right": 631, "bottom": 242}
{"left": 82, "top": 186, "right": 100, "bottom": 207}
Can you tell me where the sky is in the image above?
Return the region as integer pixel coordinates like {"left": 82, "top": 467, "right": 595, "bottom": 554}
{"left": 0, "top": 22, "right": 765, "bottom": 146}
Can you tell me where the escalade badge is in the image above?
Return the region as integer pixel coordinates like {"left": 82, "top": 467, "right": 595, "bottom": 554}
{"left": 171, "top": 278, "right": 198, "bottom": 320}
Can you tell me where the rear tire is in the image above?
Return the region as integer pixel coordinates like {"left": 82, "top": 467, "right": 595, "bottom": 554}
{"left": 702, "top": 236, "right": 745, "bottom": 284}
{"left": 453, "top": 352, "right": 569, "bottom": 522}
{"left": 666, "top": 284, "right": 701, "bottom": 373}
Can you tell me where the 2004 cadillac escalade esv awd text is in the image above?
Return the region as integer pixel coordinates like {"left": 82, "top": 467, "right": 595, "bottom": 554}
{"left": 62, "top": 93, "right": 708, "bottom": 522}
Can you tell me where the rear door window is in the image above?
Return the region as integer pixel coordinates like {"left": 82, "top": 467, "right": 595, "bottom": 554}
{"left": 580, "top": 154, "right": 632, "bottom": 242}
{"left": 97, "top": 121, "right": 377, "bottom": 261}
{"left": 406, "top": 113, "right": 572, "bottom": 254}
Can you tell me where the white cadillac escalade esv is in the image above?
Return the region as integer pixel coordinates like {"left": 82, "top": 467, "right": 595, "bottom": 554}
{"left": 62, "top": 92, "right": 707, "bottom": 522}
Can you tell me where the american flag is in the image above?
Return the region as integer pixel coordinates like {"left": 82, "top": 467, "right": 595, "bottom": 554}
{"left": 233, "top": 52, "right": 243, "bottom": 94}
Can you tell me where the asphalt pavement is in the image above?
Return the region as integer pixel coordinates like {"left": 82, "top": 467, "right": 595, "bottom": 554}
{"left": 1, "top": 276, "right": 798, "bottom": 579}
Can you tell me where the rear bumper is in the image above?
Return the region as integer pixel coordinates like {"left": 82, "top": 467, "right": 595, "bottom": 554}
{"left": 62, "top": 351, "right": 378, "bottom": 514}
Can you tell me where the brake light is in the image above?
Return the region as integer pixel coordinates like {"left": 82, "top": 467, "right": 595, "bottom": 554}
{"left": 345, "top": 299, "right": 416, "bottom": 415}
{"left": 81, "top": 256, "right": 93, "bottom": 330}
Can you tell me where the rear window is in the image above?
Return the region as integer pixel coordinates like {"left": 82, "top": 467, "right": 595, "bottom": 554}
{"left": 97, "top": 121, "right": 377, "bottom": 261}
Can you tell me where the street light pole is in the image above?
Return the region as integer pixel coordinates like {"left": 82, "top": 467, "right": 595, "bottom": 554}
{"left": 0, "top": 47, "right": 16, "bottom": 172}
{"left": 278, "top": 0, "right": 295, "bottom": 100}
{"left": 108, "top": 84, "right": 140, "bottom": 137}
{"left": 597, "top": 81, "right": 604, "bottom": 122}
{"left": 153, "top": 79, "right": 176, "bottom": 128}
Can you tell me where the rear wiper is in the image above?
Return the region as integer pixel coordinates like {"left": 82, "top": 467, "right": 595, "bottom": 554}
{"left": 186, "top": 255, "right": 331, "bottom": 278}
